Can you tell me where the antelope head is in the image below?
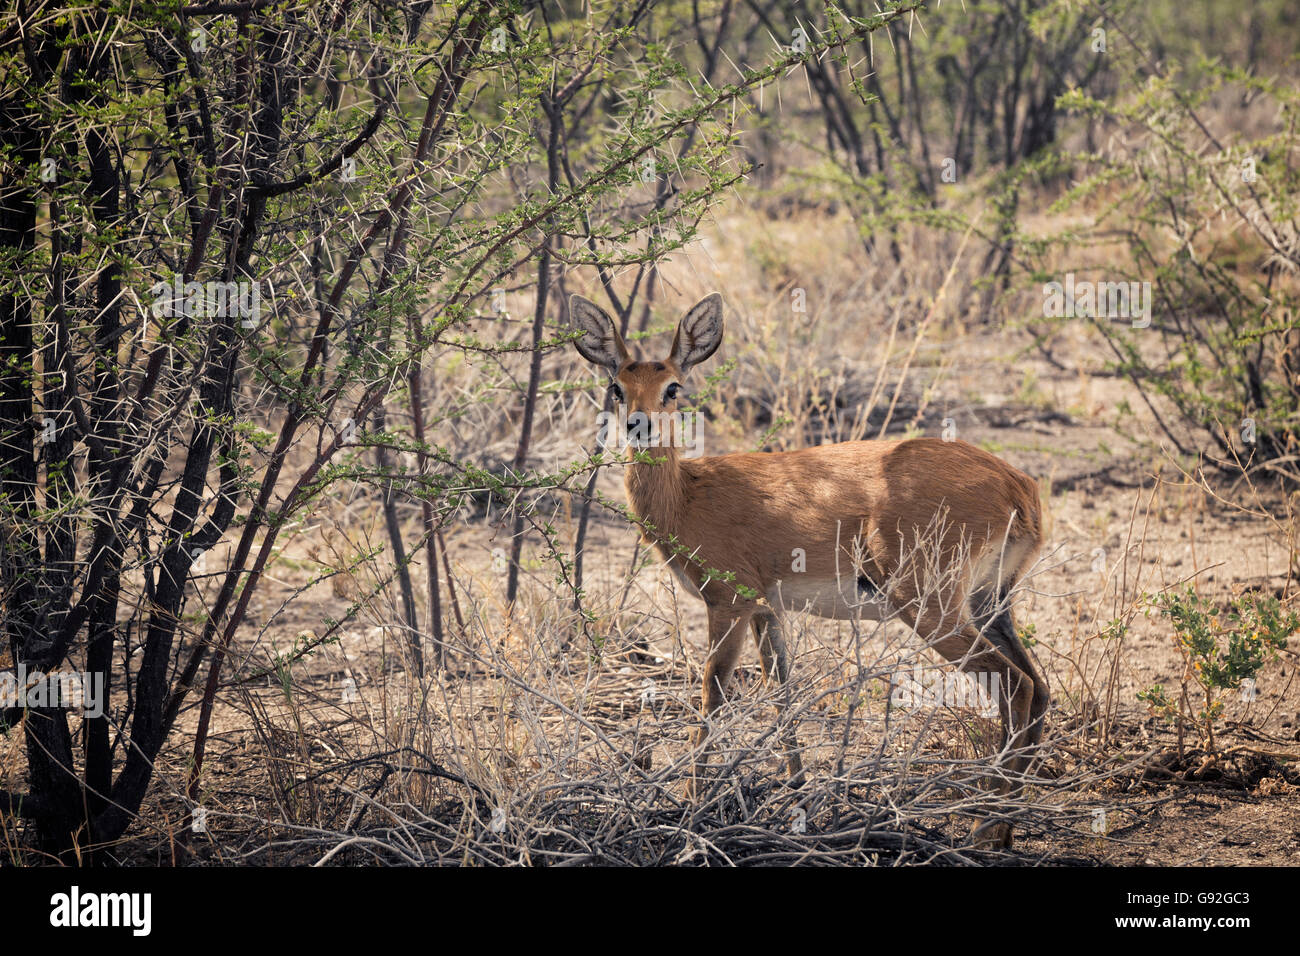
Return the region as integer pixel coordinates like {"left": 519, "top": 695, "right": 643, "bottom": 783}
{"left": 569, "top": 292, "right": 724, "bottom": 453}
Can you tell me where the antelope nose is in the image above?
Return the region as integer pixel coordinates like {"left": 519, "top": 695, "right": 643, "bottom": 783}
{"left": 626, "top": 411, "right": 651, "bottom": 441}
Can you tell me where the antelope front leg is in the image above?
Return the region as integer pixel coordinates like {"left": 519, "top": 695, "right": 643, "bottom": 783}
{"left": 687, "top": 607, "right": 749, "bottom": 798}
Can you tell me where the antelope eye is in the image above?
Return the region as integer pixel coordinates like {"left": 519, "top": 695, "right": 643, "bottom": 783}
{"left": 608, "top": 382, "right": 624, "bottom": 403}
{"left": 664, "top": 383, "right": 681, "bottom": 402}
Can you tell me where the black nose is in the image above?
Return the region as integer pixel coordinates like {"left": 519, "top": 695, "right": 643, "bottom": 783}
{"left": 626, "top": 411, "right": 651, "bottom": 442}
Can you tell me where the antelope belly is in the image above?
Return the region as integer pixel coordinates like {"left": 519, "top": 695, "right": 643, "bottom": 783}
{"left": 767, "top": 574, "right": 887, "bottom": 621}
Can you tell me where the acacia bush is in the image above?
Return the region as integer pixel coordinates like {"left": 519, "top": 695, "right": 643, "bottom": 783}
{"left": 1042, "top": 57, "right": 1300, "bottom": 482}
{"left": 0, "top": 0, "right": 926, "bottom": 860}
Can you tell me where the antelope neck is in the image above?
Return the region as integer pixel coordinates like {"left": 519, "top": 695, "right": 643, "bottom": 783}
{"left": 624, "top": 443, "right": 686, "bottom": 545}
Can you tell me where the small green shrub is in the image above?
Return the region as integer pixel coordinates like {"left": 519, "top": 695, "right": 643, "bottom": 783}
{"left": 1140, "top": 585, "right": 1297, "bottom": 751}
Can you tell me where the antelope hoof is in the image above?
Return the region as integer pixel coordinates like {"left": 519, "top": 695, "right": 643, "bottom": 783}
{"left": 786, "top": 753, "right": 806, "bottom": 788}
{"left": 970, "top": 819, "right": 1013, "bottom": 850}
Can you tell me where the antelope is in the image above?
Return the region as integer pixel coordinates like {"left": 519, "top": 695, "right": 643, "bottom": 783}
{"left": 569, "top": 292, "right": 1049, "bottom": 848}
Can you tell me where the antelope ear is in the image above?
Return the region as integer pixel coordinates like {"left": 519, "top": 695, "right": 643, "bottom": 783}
{"left": 570, "top": 295, "right": 629, "bottom": 375}
{"left": 670, "top": 293, "right": 724, "bottom": 375}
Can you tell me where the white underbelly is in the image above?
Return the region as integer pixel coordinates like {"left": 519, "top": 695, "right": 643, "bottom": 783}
{"left": 767, "top": 575, "right": 888, "bottom": 621}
